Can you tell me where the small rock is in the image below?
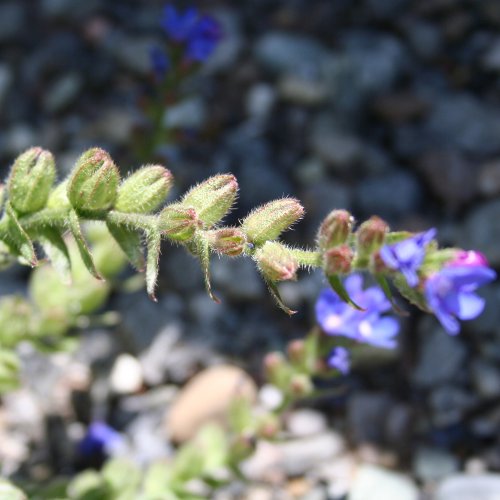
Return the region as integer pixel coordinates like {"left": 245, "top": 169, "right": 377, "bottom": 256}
{"left": 348, "top": 464, "right": 419, "bottom": 500}
{"left": 354, "top": 170, "right": 422, "bottom": 221}
{"left": 461, "top": 199, "right": 500, "bottom": 266}
{"left": 413, "top": 318, "right": 467, "bottom": 388}
{"left": 43, "top": 73, "right": 83, "bottom": 113}
{"left": 426, "top": 94, "right": 500, "bottom": 154}
{"left": 109, "top": 354, "right": 143, "bottom": 395}
{"left": 246, "top": 83, "right": 276, "bottom": 118}
{"left": 4, "top": 125, "right": 37, "bottom": 156}
{"left": 429, "top": 385, "right": 477, "bottom": 427}
{"left": 286, "top": 409, "right": 328, "bottom": 437}
{"left": 310, "top": 127, "right": 364, "bottom": 173}
{"left": 416, "top": 150, "right": 477, "bottom": 209}
{"left": 372, "top": 92, "right": 429, "bottom": 123}
{"left": 0, "top": 64, "right": 13, "bottom": 110}
{"left": 0, "top": 3, "right": 24, "bottom": 42}
{"left": 435, "top": 474, "right": 500, "bottom": 500}
{"left": 413, "top": 447, "right": 459, "bottom": 483}
{"left": 482, "top": 37, "right": 500, "bottom": 71}
{"left": 164, "top": 97, "right": 207, "bottom": 130}
{"left": 254, "top": 32, "right": 330, "bottom": 76}
{"left": 278, "top": 75, "right": 328, "bottom": 105}
{"left": 212, "top": 258, "right": 263, "bottom": 302}
{"left": 479, "top": 160, "right": 500, "bottom": 198}
{"left": 242, "top": 432, "right": 345, "bottom": 480}
{"left": 165, "top": 365, "right": 257, "bottom": 442}
{"left": 471, "top": 359, "right": 500, "bottom": 399}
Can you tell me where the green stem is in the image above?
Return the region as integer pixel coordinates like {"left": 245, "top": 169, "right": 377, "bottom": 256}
{"left": 290, "top": 248, "right": 322, "bottom": 268}
{"left": 106, "top": 211, "right": 158, "bottom": 233}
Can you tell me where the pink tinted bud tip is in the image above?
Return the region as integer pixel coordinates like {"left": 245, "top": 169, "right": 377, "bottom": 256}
{"left": 450, "top": 250, "right": 489, "bottom": 268}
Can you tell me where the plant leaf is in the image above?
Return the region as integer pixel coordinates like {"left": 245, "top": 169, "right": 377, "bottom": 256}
{"left": 375, "top": 274, "right": 408, "bottom": 316}
{"left": 195, "top": 233, "right": 220, "bottom": 303}
{"left": 4, "top": 203, "right": 37, "bottom": 266}
{"left": 36, "top": 228, "right": 72, "bottom": 284}
{"left": 106, "top": 220, "right": 145, "bottom": 271}
{"left": 264, "top": 278, "right": 296, "bottom": 316}
{"left": 145, "top": 229, "right": 161, "bottom": 301}
{"left": 68, "top": 209, "right": 102, "bottom": 280}
{"left": 327, "top": 274, "right": 365, "bottom": 311}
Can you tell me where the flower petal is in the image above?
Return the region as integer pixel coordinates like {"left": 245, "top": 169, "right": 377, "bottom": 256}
{"left": 456, "top": 292, "right": 485, "bottom": 320}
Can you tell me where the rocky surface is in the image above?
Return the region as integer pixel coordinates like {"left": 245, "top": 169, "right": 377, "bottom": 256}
{"left": 1, "top": 0, "right": 500, "bottom": 498}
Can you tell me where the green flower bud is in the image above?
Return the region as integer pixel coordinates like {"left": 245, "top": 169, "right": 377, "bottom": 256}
{"left": 115, "top": 165, "right": 173, "bottom": 214}
{"left": 8, "top": 147, "right": 55, "bottom": 214}
{"left": 256, "top": 413, "right": 281, "bottom": 439}
{"left": 355, "top": 216, "right": 389, "bottom": 268}
{"left": 181, "top": 174, "right": 238, "bottom": 228}
{"left": 47, "top": 181, "right": 70, "bottom": 208}
{"left": 317, "top": 209, "right": 353, "bottom": 250}
{"left": 323, "top": 244, "right": 353, "bottom": 275}
{"left": 242, "top": 198, "right": 304, "bottom": 246}
{"left": 207, "top": 227, "right": 247, "bottom": 257}
{"left": 67, "top": 148, "right": 120, "bottom": 213}
{"left": 159, "top": 203, "right": 200, "bottom": 242}
{"left": 255, "top": 241, "right": 299, "bottom": 282}
{"left": 289, "top": 373, "right": 313, "bottom": 398}
{"left": 287, "top": 339, "right": 306, "bottom": 365}
{"left": 263, "top": 351, "right": 291, "bottom": 388}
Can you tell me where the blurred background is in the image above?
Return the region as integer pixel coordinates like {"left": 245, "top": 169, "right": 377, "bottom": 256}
{"left": 2, "top": 0, "right": 500, "bottom": 498}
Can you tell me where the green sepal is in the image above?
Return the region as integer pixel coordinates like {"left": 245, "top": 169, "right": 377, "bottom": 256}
{"left": 4, "top": 202, "right": 37, "bottom": 266}
{"left": 145, "top": 228, "right": 161, "bottom": 301}
{"left": 384, "top": 231, "right": 412, "bottom": 244}
{"left": 106, "top": 220, "right": 145, "bottom": 272}
{"left": 392, "top": 274, "right": 430, "bottom": 312}
{"left": 0, "top": 349, "right": 21, "bottom": 394}
{"left": 36, "top": 228, "right": 72, "bottom": 284}
{"left": 265, "top": 278, "right": 296, "bottom": 316}
{"left": 68, "top": 209, "right": 102, "bottom": 280}
{"left": 327, "top": 274, "right": 365, "bottom": 311}
{"left": 193, "top": 232, "right": 220, "bottom": 303}
{"left": 375, "top": 274, "right": 408, "bottom": 316}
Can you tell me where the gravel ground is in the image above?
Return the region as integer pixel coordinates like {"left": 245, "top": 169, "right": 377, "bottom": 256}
{"left": 2, "top": 0, "right": 500, "bottom": 498}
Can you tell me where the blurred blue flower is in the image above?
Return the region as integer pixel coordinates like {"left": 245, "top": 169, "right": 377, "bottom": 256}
{"left": 150, "top": 46, "right": 170, "bottom": 80}
{"left": 380, "top": 228, "right": 436, "bottom": 287}
{"left": 328, "top": 346, "right": 350, "bottom": 374}
{"left": 316, "top": 274, "right": 399, "bottom": 349}
{"left": 161, "top": 5, "right": 199, "bottom": 42}
{"left": 160, "top": 5, "right": 222, "bottom": 63}
{"left": 186, "top": 16, "right": 222, "bottom": 62}
{"left": 425, "top": 264, "right": 496, "bottom": 335}
{"left": 78, "top": 421, "right": 124, "bottom": 458}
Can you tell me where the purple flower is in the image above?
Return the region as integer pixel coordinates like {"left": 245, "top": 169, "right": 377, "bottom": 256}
{"left": 328, "top": 347, "right": 350, "bottom": 374}
{"left": 78, "top": 422, "right": 124, "bottom": 458}
{"left": 150, "top": 46, "right": 170, "bottom": 80}
{"left": 316, "top": 274, "right": 399, "bottom": 348}
{"left": 380, "top": 228, "right": 436, "bottom": 287}
{"left": 161, "top": 5, "right": 199, "bottom": 42}
{"left": 425, "top": 262, "right": 496, "bottom": 335}
{"left": 449, "top": 250, "right": 489, "bottom": 268}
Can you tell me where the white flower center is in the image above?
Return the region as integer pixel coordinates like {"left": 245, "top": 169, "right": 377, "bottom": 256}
{"left": 325, "top": 314, "right": 342, "bottom": 330}
{"left": 359, "top": 320, "right": 373, "bottom": 338}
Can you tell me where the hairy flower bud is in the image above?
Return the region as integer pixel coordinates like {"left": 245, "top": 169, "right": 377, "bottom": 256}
{"left": 241, "top": 198, "right": 304, "bottom": 246}
{"left": 289, "top": 374, "right": 313, "bottom": 397}
{"left": 159, "top": 203, "right": 199, "bottom": 241}
{"left": 323, "top": 244, "right": 353, "bottom": 275}
{"left": 115, "top": 165, "right": 173, "bottom": 214}
{"left": 181, "top": 174, "right": 238, "bottom": 228}
{"left": 287, "top": 339, "right": 306, "bottom": 365}
{"left": 317, "top": 209, "right": 353, "bottom": 250}
{"left": 207, "top": 227, "right": 247, "bottom": 257}
{"left": 68, "top": 148, "right": 120, "bottom": 213}
{"left": 356, "top": 216, "right": 389, "bottom": 267}
{"left": 8, "top": 147, "right": 55, "bottom": 214}
{"left": 255, "top": 241, "right": 298, "bottom": 282}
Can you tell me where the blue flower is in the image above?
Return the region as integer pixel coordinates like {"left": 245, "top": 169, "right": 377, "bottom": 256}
{"left": 161, "top": 5, "right": 199, "bottom": 42}
{"left": 185, "top": 16, "right": 222, "bottom": 62}
{"left": 160, "top": 5, "right": 222, "bottom": 63}
{"left": 328, "top": 346, "right": 350, "bottom": 374}
{"left": 150, "top": 46, "right": 170, "bottom": 80}
{"left": 380, "top": 228, "right": 436, "bottom": 287}
{"left": 78, "top": 422, "right": 124, "bottom": 458}
{"left": 425, "top": 264, "right": 496, "bottom": 335}
{"left": 316, "top": 274, "right": 399, "bottom": 348}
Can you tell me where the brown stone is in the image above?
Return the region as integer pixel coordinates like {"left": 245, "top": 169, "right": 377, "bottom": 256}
{"left": 165, "top": 365, "right": 257, "bottom": 443}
